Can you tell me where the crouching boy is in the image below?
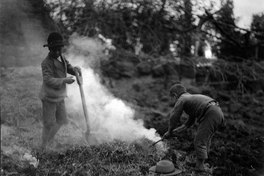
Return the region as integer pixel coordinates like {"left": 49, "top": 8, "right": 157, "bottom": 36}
{"left": 163, "top": 84, "right": 225, "bottom": 173}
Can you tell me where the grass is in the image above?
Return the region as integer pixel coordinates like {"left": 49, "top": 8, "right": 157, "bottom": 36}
{"left": 34, "top": 140, "right": 165, "bottom": 176}
{"left": 0, "top": 66, "right": 175, "bottom": 176}
{"left": 1, "top": 66, "right": 264, "bottom": 176}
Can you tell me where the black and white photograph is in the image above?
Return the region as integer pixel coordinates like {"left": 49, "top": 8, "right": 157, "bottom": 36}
{"left": 1, "top": 0, "right": 263, "bottom": 175}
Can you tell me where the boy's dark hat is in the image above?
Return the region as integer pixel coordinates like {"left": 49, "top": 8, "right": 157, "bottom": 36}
{"left": 43, "top": 32, "right": 66, "bottom": 48}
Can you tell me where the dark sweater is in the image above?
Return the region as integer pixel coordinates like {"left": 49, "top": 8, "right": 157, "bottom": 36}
{"left": 169, "top": 93, "right": 214, "bottom": 128}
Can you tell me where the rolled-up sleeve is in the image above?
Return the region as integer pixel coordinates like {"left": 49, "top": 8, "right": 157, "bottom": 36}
{"left": 42, "top": 62, "right": 65, "bottom": 89}
{"left": 169, "top": 98, "right": 184, "bottom": 131}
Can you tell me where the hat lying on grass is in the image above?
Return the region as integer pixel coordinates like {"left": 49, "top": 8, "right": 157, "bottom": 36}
{"left": 149, "top": 160, "right": 182, "bottom": 176}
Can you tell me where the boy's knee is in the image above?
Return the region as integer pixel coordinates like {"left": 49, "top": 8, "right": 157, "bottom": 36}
{"left": 57, "top": 118, "right": 68, "bottom": 125}
{"left": 43, "top": 121, "right": 57, "bottom": 130}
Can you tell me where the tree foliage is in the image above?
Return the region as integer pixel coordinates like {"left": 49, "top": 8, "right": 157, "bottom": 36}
{"left": 44, "top": 0, "right": 264, "bottom": 59}
{"left": 251, "top": 13, "right": 264, "bottom": 59}
{"left": 44, "top": 0, "right": 206, "bottom": 55}
{"left": 214, "top": 0, "right": 243, "bottom": 59}
{"left": 251, "top": 13, "right": 264, "bottom": 41}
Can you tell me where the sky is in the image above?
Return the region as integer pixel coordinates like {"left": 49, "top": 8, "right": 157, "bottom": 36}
{"left": 233, "top": 0, "right": 264, "bottom": 29}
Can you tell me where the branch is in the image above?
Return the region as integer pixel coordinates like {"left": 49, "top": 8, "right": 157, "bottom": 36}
{"left": 170, "top": 7, "right": 222, "bottom": 33}
{"left": 159, "top": 0, "right": 167, "bottom": 14}
{"left": 171, "top": 14, "right": 211, "bottom": 33}
{"left": 204, "top": 10, "right": 242, "bottom": 47}
{"left": 200, "top": 30, "right": 235, "bottom": 45}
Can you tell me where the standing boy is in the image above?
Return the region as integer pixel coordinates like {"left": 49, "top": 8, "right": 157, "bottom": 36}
{"left": 39, "top": 32, "right": 81, "bottom": 151}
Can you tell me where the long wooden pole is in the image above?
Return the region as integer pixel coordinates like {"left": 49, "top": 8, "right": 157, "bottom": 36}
{"left": 75, "top": 70, "right": 90, "bottom": 136}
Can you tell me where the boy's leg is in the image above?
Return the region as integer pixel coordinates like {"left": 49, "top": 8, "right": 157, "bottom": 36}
{"left": 194, "top": 106, "right": 223, "bottom": 171}
{"left": 46, "top": 123, "right": 61, "bottom": 145}
{"left": 56, "top": 100, "right": 68, "bottom": 125}
{"left": 48, "top": 100, "right": 68, "bottom": 148}
{"left": 41, "top": 100, "right": 57, "bottom": 150}
{"left": 47, "top": 100, "right": 67, "bottom": 145}
{"left": 207, "top": 133, "right": 214, "bottom": 155}
{"left": 41, "top": 125, "right": 49, "bottom": 150}
{"left": 194, "top": 122, "right": 213, "bottom": 170}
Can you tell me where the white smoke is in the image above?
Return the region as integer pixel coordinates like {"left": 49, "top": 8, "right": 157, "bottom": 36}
{"left": 65, "top": 35, "right": 161, "bottom": 144}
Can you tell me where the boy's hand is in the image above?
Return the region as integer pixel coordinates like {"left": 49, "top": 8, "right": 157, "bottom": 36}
{"left": 163, "top": 131, "right": 172, "bottom": 139}
{"left": 74, "top": 66, "right": 82, "bottom": 76}
{"left": 64, "top": 76, "right": 75, "bottom": 84}
{"left": 172, "top": 124, "right": 187, "bottom": 134}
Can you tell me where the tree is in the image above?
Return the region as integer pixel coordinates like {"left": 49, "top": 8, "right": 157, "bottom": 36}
{"left": 182, "top": 0, "right": 193, "bottom": 56}
{"left": 250, "top": 13, "right": 264, "bottom": 59}
{"left": 214, "top": 0, "right": 244, "bottom": 59}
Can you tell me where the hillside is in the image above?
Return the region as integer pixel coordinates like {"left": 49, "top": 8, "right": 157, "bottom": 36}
{"left": 1, "top": 55, "right": 264, "bottom": 176}
{"left": 1, "top": 0, "right": 264, "bottom": 176}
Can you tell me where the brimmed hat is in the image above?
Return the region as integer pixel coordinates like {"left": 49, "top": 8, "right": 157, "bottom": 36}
{"left": 149, "top": 160, "right": 182, "bottom": 176}
{"left": 43, "top": 32, "right": 65, "bottom": 48}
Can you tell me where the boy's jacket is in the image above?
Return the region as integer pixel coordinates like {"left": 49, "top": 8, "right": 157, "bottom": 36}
{"left": 39, "top": 53, "right": 75, "bottom": 102}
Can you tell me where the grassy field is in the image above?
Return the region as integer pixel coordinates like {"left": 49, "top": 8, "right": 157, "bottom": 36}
{"left": 0, "top": 66, "right": 175, "bottom": 176}
{"left": 1, "top": 65, "right": 264, "bottom": 176}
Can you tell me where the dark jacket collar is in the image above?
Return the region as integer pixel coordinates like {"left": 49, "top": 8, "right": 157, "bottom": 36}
{"left": 48, "top": 52, "right": 59, "bottom": 60}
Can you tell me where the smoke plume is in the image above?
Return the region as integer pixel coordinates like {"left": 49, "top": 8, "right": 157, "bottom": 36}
{"left": 0, "top": 0, "right": 48, "bottom": 67}
{"left": 65, "top": 35, "right": 161, "bottom": 144}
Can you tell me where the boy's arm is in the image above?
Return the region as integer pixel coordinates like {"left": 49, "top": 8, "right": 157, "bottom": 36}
{"left": 42, "top": 62, "right": 65, "bottom": 89}
{"left": 168, "top": 100, "right": 184, "bottom": 133}
{"left": 61, "top": 56, "right": 81, "bottom": 76}
{"left": 64, "top": 59, "right": 76, "bottom": 75}
{"left": 184, "top": 116, "right": 196, "bottom": 128}
{"left": 172, "top": 124, "right": 187, "bottom": 133}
